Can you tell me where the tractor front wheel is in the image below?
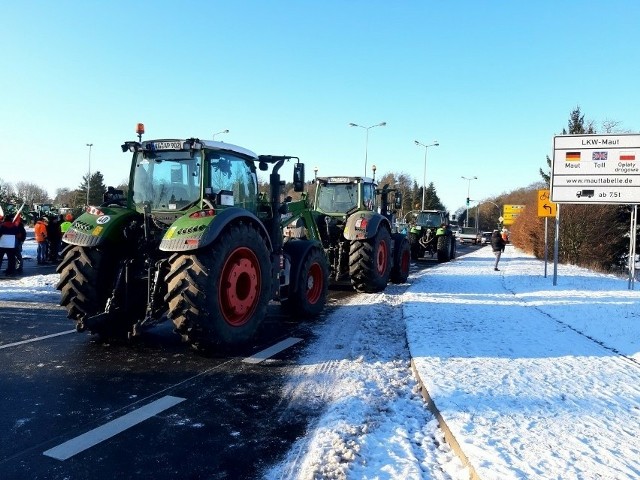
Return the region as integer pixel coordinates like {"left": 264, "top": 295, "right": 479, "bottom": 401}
{"left": 282, "top": 245, "right": 329, "bottom": 318}
{"left": 390, "top": 234, "right": 410, "bottom": 283}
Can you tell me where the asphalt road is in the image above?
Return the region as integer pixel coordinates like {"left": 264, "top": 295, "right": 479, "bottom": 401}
{"left": 0, "top": 242, "right": 480, "bottom": 480}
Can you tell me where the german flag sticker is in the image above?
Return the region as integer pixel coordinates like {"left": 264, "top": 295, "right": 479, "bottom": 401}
{"left": 565, "top": 151, "right": 581, "bottom": 161}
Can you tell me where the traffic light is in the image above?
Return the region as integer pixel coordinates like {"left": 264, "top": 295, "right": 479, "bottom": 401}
{"left": 466, "top": 197, "right": 470, "bottom": 206}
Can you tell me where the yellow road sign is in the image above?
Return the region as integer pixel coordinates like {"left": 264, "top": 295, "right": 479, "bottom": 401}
{"left": 503, "top": 204, "right": 525, "bottom": 214}
{"left": 502, "top": 213, "right": 520, "bottom": 225}
{"left": 537, "top": 189, "right": 557, "bottom": 217}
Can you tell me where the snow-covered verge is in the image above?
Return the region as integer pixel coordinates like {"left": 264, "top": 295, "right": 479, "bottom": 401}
{"left": 406, "top": 246, "right": 640, "bottom": 480}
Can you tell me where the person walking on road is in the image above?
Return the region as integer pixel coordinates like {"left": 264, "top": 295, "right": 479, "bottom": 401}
{"left": 491, "top": 229, "right": 506, "bottom": 271}
{"left": 34, "top": 217, "right": 49, "bottom": 265}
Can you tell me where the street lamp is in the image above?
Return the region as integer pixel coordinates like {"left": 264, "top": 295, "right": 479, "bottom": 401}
{"left": 461, "top": 175, "right": 478, "bottom": 227}
{"left": 314, "top": 166, "right": 318, "bottom": 180}
{"left": 349, "top": 121, "right": 386, "bottom": 176}
{"left": 86, "top": 143, "right": 93, "bottom": 206}
{"left": 414, "top": 140, "right": 439, "bottom": 210}
{"left": 213, "top": 129, "right": 229, "bottom": 140}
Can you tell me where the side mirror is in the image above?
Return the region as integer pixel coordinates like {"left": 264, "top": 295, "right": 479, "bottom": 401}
{"left": 293, "top": 163, "right": 305, "bottom": 192}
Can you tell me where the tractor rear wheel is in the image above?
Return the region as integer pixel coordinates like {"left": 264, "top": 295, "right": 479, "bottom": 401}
{"left": 349, "top": 227, "right": 391, "bottom": 293}
{"left": 56, "top": 245, "right": 129, "bottom": 338}
{"left": 281, "top": 245, "right": 329, "bottom": 318}
{"left": 436, "top": 235, "right": 451, "bottom": 263}
{"left": 390, "top": 234, "right": 410, "bottom": 283}
{"left": 165, "top": 223, "right": 271, "bottom": 349}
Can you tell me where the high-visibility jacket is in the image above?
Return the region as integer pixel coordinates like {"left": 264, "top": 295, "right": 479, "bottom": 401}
{"left": 34, "top": 220, "right": 48, "bottom": 242}
{"left": 60, "top": 221, "right": 73, "bottom": 233}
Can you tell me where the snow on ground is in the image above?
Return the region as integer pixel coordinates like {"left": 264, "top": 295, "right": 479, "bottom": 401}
{"left": 2, "top": 240, "right": 640, "bottom": 479}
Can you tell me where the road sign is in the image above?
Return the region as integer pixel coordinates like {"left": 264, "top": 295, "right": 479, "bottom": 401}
{"left": 502, "top": 213, "right": 520, "bottom": 225}
{"left": 551, "top": 133, "right": 640, "bottom": 204}
{"left": 537, "top": 189, "right": 557, "bottom": 217}
{"left": 503, "top": 204, "right": 525, "bottom": 214}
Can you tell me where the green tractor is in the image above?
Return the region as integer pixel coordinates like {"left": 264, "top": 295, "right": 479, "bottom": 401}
{"left": 406, "top": 209, "right": 456, "bottom": 262}
{"left": 282, "top": 176, "right": 410, "bottom": 293}
{"left": 56, "top": 134, "right": 329, "bottom": 350}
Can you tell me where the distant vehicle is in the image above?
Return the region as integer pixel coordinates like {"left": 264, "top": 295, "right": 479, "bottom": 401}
{"left": 481, "top": 231, "right": 492, "bottom": 244}
{"left": 458, "top": 227, "right": 482, "bottom": 245}
{"left": 576, "top": 189, "right": 595, "bottom": 198}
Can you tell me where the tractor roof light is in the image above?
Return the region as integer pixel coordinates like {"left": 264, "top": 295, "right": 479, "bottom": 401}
{"left": 136, "top": 123, "right": 145, "bottom": 136}
{"left": 121, "top": 141, "right": 141, "bottom": 153}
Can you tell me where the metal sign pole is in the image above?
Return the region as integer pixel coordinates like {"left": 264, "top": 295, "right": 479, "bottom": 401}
{"left": 544, "top": 217, "right": 548, "bottom": 278}
{"left": 629, "top": 205, "right": 637, "bottom": 290}
{"left": 553, "top": 204, "right": 560, "bottom": 286}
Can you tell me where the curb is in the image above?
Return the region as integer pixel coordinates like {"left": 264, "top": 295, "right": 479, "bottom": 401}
{"left": 410, "top": 359, "right": 481, "bottom": 480}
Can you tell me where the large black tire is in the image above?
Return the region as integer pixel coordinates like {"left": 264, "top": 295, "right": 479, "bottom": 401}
{"left": 390, "top": 234, "right": 410, "bottom": 284}
{"left": 436, "top": 235, "right": 451, "bottom": 263}
{"left": 281, "top": 245, "right": 329, "bottom": 318}
{"left": 449, "top": 234, "right": 457, "bottom": 260}
{"left": 56, "top": 245, "right": 129, "bottom": 337}
{"left": 165, "top": 223, "right": 272, "bottom": 349}
{"left": 349, "top": 227, "right": 392, "bottom": 293}
{"left": 408, "top": 232, "right": 423, "bottom": 260}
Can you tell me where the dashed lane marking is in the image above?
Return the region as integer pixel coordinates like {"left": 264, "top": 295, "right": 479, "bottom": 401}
{"left": 43, "top": 395, "right": 186, "bottom": 461}
{"left": 0, "top": 329, "right": 76, "bottom": 349}
{"left": 242, "top": 337, "right": 303, "bottom": 364}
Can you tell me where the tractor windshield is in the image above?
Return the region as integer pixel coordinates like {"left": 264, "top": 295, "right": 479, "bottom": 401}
{"left": 132, "top": 151, "right": 201, "bottom": 210}
{"left": 316, "top": 183, "right": 358, "bottom": 214}
{"left": 415, "top": 212, "right": 443, "bottom": 227}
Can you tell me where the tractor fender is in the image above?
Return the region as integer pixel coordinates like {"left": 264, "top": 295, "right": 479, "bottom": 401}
{"left": 160, "top": 207, "right": 273, "bottom": 252}
{"left": 343, "top": 212, "right": 391, "bottom": 241}
{"left": 61, "top": 207, "right": 139, "bottom": 248}
{"left": 282, "top": 239, "right": 323, "bottom": 287}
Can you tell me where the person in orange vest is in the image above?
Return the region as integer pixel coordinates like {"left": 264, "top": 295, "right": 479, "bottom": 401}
{"left": 34, "top": 217, "right": 49, "bottom": 264}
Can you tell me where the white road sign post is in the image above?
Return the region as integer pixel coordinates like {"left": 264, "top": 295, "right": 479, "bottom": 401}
{"left": 551, "top": 134, "right": 640, "bottom": 288}
{"left": 551, "top": 133, "right": 640, "bottom": 204}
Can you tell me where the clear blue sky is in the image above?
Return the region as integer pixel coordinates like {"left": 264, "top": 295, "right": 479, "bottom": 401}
{"left": 1, "top": 1, "right": 639, "bottom": 214}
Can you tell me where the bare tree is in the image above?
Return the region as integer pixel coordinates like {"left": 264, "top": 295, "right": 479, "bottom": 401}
{"left": 15, "top": 182, "right": 50, "bottom": 205}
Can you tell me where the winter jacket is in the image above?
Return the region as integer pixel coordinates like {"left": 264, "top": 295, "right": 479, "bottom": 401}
{"left": 490, "top": 232, "right": 505, "bottom": 252}
{"left": 0, "top": 220, "right": 19, "bottom": 248}
{"left": 34, "top": 220, "right": 48, "bottom": 243}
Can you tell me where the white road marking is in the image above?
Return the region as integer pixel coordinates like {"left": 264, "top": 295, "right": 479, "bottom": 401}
{"left": 43, "top": 395, "right": 186, "bottom": 461}
{"left": 242, "top": 337, "right": 303, "bottom": 364}
{"left": 0, "top": 329, "right": 75, "bottom": 349}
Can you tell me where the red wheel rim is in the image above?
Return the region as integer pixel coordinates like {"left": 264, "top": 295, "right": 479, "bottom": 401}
{"left": 376, "top": 238, "right": 388, "bottom": 275}
{"left": 306, "top": 262, "right": 323, "bottom": 304}
{"left": 219, "top": 247, "right": 261, "bottom": 326}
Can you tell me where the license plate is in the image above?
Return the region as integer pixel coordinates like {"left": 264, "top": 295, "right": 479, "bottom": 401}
{"left": 153, "top": 141, "right": 183, "bottom": 150}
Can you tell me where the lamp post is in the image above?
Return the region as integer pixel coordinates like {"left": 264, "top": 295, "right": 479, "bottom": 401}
{"left": 314, "top": 166, "right": 318, "bottom": 180}
{"left": 479, "top": 201, "right": 501, "bottom": 229}
{"left": 349, "top": 122, "right": 386, "bottom": 176}
{"left": 213, "top": 129, "right": 229, "bottom": 140}
{"left": 86, "top": 143, "right": 93, "bottom": 206}
{"left": 414, "top": 140, "right": 439, "bottom": 210}
{"left": 461, "top": 175, "right": 477, "bottom": 227}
